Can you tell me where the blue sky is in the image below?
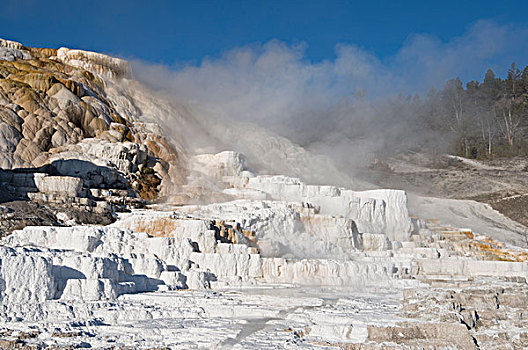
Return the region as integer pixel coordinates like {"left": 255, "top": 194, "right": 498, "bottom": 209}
{"left": 1, "top": 0, "right": 528, "bottom": 95}
{"left": 3, "top": 1, "right": 528, "bottom": 154}
{"left": 1, "top": 1, "right": 527, "bottom": 66}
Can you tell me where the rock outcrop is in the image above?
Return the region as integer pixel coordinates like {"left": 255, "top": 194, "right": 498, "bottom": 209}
{"left": 0, "top": 38, "right": 185, "bottom": 200}
{"left": 56, "top": 47, "right": 131, "bottom": 79}
{"left": 0, "top": 38, "right": 196, "bottom": 236}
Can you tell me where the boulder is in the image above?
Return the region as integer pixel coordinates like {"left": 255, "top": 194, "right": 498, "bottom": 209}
{"left": 34, "top": 175, "right": 83, "bottom": 196}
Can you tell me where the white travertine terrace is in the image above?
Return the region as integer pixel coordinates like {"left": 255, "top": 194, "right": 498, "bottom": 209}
{"left": 1, "top": 169, "right": 422, "bottom": 306}
{"left": 1, "top": 39, "right": 528, "bottom": 348}
{"left": 222, "top": 174, "right": 413, "bottom": 241}
{"left": 56, "top": 47, "right": 131, "bottom": 79}
{"left": 2, "top": 182, "right": 528, "bottom": 347}
{"left": 0, "top": 39, "right": 25, "bottom": 50}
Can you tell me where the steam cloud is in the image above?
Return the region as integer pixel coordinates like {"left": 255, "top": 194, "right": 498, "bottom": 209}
{"left": 131, "top": 20, "right": 528, "bottom": 177}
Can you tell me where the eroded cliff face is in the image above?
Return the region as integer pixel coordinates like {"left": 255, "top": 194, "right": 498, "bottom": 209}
{"left": 0, "top": 39, "right": 197, "bottom": 235}
{"left": 0, "top": 38, "right": 188, "bottom": 189}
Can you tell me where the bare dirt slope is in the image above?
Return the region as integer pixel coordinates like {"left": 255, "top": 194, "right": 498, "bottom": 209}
{"left": 363, "top": 153, "right": 528, "bottom": 244}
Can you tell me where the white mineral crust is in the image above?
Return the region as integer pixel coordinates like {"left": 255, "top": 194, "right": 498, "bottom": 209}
{"left": 1, "top": 39, "right": 527, "bottom": 348}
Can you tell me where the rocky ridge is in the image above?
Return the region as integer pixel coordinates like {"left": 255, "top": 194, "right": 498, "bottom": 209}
{"left": 0, "top": 38, "right": 192, "bottom": 235}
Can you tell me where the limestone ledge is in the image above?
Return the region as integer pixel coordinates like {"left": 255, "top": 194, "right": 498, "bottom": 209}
{"left": 0, "top": 38, "right": 130, "bottom": 79}
{"left": 56, "top": 47, "right": 131, "bottom": 79}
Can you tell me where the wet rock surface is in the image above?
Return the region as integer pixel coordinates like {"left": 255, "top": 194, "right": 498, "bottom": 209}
{"left": 1, "top": 180, "right": 527, "bottom": 348}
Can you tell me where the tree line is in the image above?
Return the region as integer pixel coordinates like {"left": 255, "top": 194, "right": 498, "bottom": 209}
{"left": 409, "top": 63, "right": 528, "bottom": 159}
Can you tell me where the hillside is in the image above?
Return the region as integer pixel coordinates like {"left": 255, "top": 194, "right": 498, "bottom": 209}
{"left": 0, "top": 38, "right": 362, "bottom": 234}
{"left": 1, "top": 39, "right": 528, "bottom": 349}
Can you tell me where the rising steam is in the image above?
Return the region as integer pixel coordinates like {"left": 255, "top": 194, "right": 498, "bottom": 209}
{"left": 130, "top": 20, "right": 528, "bottom": 180}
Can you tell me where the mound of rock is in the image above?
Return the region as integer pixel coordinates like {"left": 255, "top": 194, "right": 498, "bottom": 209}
{"left": 0, "top": 38, "right": 197, "bottom": 235}
{"left": 0, "top": 38, "right": 186, "bottom": 195}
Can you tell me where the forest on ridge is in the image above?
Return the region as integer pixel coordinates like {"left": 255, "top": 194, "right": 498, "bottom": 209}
{"left": 405, "top": 63, "right": 528, "bottom": 159}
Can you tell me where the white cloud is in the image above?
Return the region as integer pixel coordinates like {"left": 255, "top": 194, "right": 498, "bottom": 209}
{"left": 130, "top": 20, "right": 528, "bottom": 172}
